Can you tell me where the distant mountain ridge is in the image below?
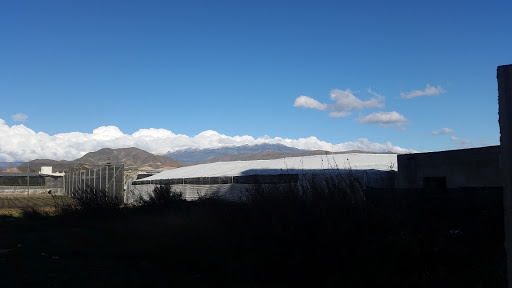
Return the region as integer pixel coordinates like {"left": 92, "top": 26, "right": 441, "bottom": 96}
{"left": 203, "top": 149, "right": 393, "bottom": 163}
{"left": 7, "top": 145, "right": 395, "bottom": 174}
{"left": 14, "top": 147, "right": 185, "bottom": 173}
{"left": 164, "top": 143, "right": 303, "bottom": 164}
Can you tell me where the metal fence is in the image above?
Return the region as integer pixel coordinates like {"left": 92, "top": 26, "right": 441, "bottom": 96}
{"left": 64, "top": 164, "right": 125, "bottom": 202}
{"left": 0, "top": 162, "right": 65, "bottom": 195}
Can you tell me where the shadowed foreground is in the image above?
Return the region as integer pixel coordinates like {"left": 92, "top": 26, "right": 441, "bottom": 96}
{"left": 0, "top": 179, "right": 506, "bottom": 287}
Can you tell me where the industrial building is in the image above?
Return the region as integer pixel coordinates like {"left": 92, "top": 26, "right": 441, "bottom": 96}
{"left": 130, "top": 145, "right": 502, "bottom": 202}
{"left": 1, "top": 146, "right": 501, "bottom": 200}
{"left": 130, "top": 153, "right": 398, "bottom": 202}
{"left": 397, "top": 145, "right": 501, "bottom": 190}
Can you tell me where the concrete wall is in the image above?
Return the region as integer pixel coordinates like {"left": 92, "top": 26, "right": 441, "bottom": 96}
{"left": 397, "top": 146, "right": 501, "bottom": 189}
{"left": 497, "top": 64, "right": 512, "bottom": 288}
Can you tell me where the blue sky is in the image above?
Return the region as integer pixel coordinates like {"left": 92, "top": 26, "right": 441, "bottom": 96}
{"left": 1, "top": 0, "right": 511, "bottom": 161}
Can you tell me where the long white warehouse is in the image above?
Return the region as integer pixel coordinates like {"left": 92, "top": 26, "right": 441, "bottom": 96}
{"left": 129, "top": 153, "right": 398, "bottom": 202}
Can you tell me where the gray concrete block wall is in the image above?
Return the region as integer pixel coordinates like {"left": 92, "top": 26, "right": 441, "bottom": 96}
{"left": 497, "top": 64, "right": 512, "bottom": 288}
{"left": 397, "top": 146, "right": 501, "bottom": 189}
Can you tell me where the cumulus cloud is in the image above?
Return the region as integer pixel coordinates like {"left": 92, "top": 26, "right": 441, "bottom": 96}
{"left": 328, "top": 111, "right": 352, "bottom": 118}
{"left": 357, "top": 112, "right": 408, "bottom": 126}
{"left": 432, "top": 128, "right": 454, "bottom": 135}
{"left": 293, "top": 96, "right": 329, "bottom": 111}
{"left": 331, "top": 138, "right": 414, "bottom": 154}
{"left": 0, "top": 118, "right": 414, "bottom": 161}
{"left": 294, "top": 89, "right": 384, "bottom": 118}
{"left": 12, "top": 113, "right": 28, "bottom": 122}
{"left": 479, "top": 136, "right": 499, "bottom": 147}
{"left": 450, "top": 136, "right": 472, "bottom": 147}
{"left": 367, "top": 88, "right": 385, "bottom": 99}
{"left": 330, "top": 89, "right": 384, "bottom": 111}
{"left": 401, "top": 84, "right": 445, "bottom": 99}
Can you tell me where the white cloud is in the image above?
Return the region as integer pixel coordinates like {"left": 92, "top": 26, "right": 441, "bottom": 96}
{"left": 332, "top": 138, "right": 414, "bottom": 154}
{"left": 432, "top": 128, "right": 454, "bottom": 135}
{"left": 401, "top": 84, "right": 445, "bottom": 99}
{"left": 293, "top": 96, "right": 329, "bottom": 111}
{"left": 294, "top": 89, "right": 384, "bottom": 118}
{"left": 12, "top": 113, "right": 28, "bottom": 122}
{"left": 328, "top": 111, "right": 352, "bottom": 118}
{"left": 367, "top": 88, "right": 383, "bottom": 98}
{"left": 479, "top": 136, "right": 499, "bottom": 147}
{"left": 450, "top": 136, "right": 472, "bottom": 147}
{"left": 330, "top": 89, "right": 384, "bottom": 112}
{"left": 357, "top": 111, "right": 408, "bottom": 126}
{"left": 0, "top": 118, "right": 415, "bottom": 161}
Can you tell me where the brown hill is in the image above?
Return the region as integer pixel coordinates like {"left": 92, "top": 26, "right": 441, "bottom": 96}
{"left": 17, "top": 147, "right": 185, "bottom": 173}
{"left": 17, "top": 159, "right": 73, "bottom": 173}
{"left": 77, "top": 147, "right": 185, "bottom": 169}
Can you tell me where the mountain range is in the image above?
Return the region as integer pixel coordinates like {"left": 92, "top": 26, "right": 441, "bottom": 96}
{"left": 202, "top": 149, "right": 380, "bottom": 163}
{"left": 164, "top": 143, "right": 304, "bottom": 164}
{"left": 5, "top": 144, "right": 393, "bottom": 174}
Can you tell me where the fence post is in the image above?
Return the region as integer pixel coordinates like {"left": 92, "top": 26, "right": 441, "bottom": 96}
{"left": 113, "top": 165, "right": 116, "bottom": 200}
{"left": 71, "top": 171, "right": 74, "bottom": 197}
{"left": 26, "top": 162, "right": 30, "bottom": 198}
{"left": 106, "top": 166, "right": 108, "bottom": 192}
{"left": 99, "top": 167, "right": 102, "bottom": 191}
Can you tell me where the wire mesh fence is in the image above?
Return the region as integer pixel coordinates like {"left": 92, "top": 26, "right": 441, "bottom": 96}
{"left": 0, "top": 162, "right": 65, "bottom": 195}
{"left": 64, "top": 164, "right": 125, "bottom": 202}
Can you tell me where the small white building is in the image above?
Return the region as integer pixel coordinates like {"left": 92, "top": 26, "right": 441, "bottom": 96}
{"left": 40, "top": 166, "right": 65, "bottom": 176}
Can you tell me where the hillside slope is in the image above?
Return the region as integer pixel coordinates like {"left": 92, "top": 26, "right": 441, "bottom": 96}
{"left": 77, "top": 147, "right": 185, "bottom": 169}
{"left": 164, "top": 144, "right": 303, "bottom": 164}
{"left": 14, "top": 147, "right": 185, "bottom": 173}
{"left": 203, "top": 149, "right": 377, "bottom": 163}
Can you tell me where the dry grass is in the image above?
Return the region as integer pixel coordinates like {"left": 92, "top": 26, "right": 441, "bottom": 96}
{"left": 0, "top": 194, "right": 75, "bottom": 216}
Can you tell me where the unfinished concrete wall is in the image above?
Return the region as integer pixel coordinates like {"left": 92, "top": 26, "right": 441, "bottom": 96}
{"left": 397, "top": 146, "right": 501, "bottom": 189}
{"left": 498, "top": 64, "right": 512, "bottom": 288}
